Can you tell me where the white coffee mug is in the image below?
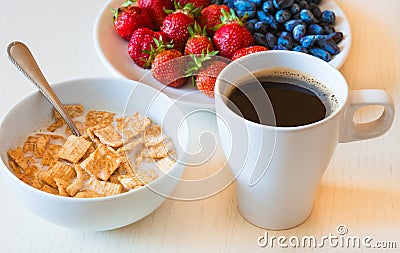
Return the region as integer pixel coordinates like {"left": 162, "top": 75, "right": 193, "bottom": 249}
{"left": 214, "top": 51, "right": 395, "bottom": 230}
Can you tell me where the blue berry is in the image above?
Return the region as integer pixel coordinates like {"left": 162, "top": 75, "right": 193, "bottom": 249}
{"left": 309, "top": 47, "right": 332, "bottom": 61}
{"left": 284, "top": 19, "right": 305, "bottom": 31}
{"left": 326, "top": 32, "right": 343, "bottom": 44}
{"left": 308, "top": 24, "right": 324, "bottom": 35}
{"left": 262, "top": 0, "right": 275, "bottom": 13}
{"left": 254, "top": 21, "right": 269, "bottom": 33}
{"left": 224, "top": 0, "right": 235, "bottom": 8}
{"left": 278, "top": 32, "right": 293, "bottom": 49}
{"left": 233, "top": 0, "right": 342, "bottom": 62}
{"left": 245, "top": 19, "right": 257, "bottom": 33}
{"left": 273, "top": 0, "right": 294, "bottom": 9}
{"left": 300, "top": 35, "right": 317, "bottom": 48}
{"left": 234, "top": 0, "right": 255, "bottom": 11}
{"left": 290, "top": 3, "right": 300, "bottom": 15}
{"left": 257, "top": 10, "right": 279, "bottom": 30}
{"left": 248, "top": 0, "right": 262, "bottom": 5}
{"left": 293, "top": 24, "right": 306, "bottom": 41}
{"left": 293, "top": 46, "right": 309, "bottom": 53}
{"left": 316, "top": 38, "right": 340, "bottom": 55}
{"left": 300, "top": 9, "right": 317, "bottom": 24}
{"left": 321, "top": 23, "right": 335, "bottom": 34}
{"left": 273, "top": 44, "right": 288, "bottom": 50}
{"left": 253, "top": 33, "right": 269, "bottom": 47}
{"left": 265, "top": 32, "right": 278, "bottom": 49}
{"left": 321, "top": 10, "right": 336, "bottom": 24}
{"left": 275, "top": 9, "right": 291, "bottom": 23}
{"left": 298, "top": 0, "right": 309, "bottom": 10}
{"left": 309, "top": 3, "right": 322, "bottom": 18}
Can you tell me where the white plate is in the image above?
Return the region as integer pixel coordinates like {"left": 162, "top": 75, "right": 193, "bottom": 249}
{"left": 93, "top": 0, "right": 351, "bottom": 110}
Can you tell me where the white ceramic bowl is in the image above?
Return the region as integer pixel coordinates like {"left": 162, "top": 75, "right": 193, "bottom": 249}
{"left": 0, "top": 78, "right": 189, "bottom": 231}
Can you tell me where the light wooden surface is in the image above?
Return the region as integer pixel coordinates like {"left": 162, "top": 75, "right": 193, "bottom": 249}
{"left": 0, "top": 0, "right": 399, "bottom": 252}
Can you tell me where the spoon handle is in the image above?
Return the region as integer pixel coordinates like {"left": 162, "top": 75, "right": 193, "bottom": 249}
{"left": 7, "top": 41, "right": 81, "bottom": 136}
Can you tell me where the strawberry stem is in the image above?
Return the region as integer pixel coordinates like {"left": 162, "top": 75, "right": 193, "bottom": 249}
{"left": 122, "top": 0, "right": 136, "bottom": 7}
{"left": 220, "top": 9, "right": 246, "bottom": 26}
{"left": 142, "top": 37, "right": 174, "bottom": 68}
{"left": 185, "top": 50, "right": 219, "bottom": 79}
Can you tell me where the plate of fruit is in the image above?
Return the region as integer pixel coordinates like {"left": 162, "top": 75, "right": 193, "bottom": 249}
{"left": 94, "top": 0, "right": 351, "bottom": 109}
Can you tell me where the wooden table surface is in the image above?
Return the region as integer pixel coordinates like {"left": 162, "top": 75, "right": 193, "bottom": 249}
{"left": 0, "top": 0, "right": 399, "bottom": 252}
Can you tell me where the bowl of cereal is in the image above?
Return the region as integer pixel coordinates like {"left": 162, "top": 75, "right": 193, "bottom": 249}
{"left": 0, "top": 77, "right": 189, "bottom": 231}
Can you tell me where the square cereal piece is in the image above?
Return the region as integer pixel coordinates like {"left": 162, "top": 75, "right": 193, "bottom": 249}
{"left": 137, "top": 170, "right": 158, "bottom": 185}
{"left": 49, "top": 105, "right": 84, "bottom": 132}
{"left": 31, "top": 171, "right": 44, "bottom": 189}
{"left": 40, "top": 184, "right": 59, "bottom": 195}
{"left": 65, "top": 121, "right": 86, "bottom": 137}
{"left": 118, "top": 174, "right": 144, "bottom": 190}
{"left": 65, "top": 164, "right": 92, "bottom": 197}
{"left": 74, "top": 164, "right": 91, "bottom": 181}
{"left": 47, "top": 119, "right": 65, "bottom": 132}
{"left": 54, "top": 104, "right": 84, "bottom": 121}
{"left": 23, "top": 134, "right": 51, "bottom": 158}
{"left": 8, "top": 160, "right": 23, "bottom": 177}
{"left": 93, "top": 125, "right": 123, "bottom": 148}
{"left": 57, "top": 135, "right": 92, "bottom": 163}
{"left": 66, "top": 180, "right": 83, "bottom": 197}
{"left": 54, "top": 178, "right": 71, "bottom": 197}
{"left": 37, "top": 133, "right": 66, "bottom": 145}
{"left": 7, "top": 147, "right": 28, "bottom": 170}
{"left": 155, "top": 156, "right": 176, "bottom": 172}
{"left": 143, "top": 125, "right": 167, "bottom": 146}
{"left": 85, "top": 110, "right": 115, "bottom": 127}
{"left": 24, "top": 164, "right": 39, "bottom": 179}
{"left": 143, "top": 140, "right": 175, "bottom": 159}
{"left": 116, "top": 139, "right": 142, "bottom": 156}
{"left": 135, "top": 149, "right": 152, "bottom": 165}
{"left": 34, "top": 134, "right": 50, "bottom": 159}
{"left": 74, "top": 190, "right": 104, "bottom": 198}
{"left": 85, "top": 177, "right": 122, "bottom": 196}
{"left": 118, "top": 157, "right": 135, "bottom": 175}
{"left": 108, "top": 173, "right": 121, "bottom": 184}
{"left": 130, "top": 111, "right": 152, "bottom": 131}
{"left": 80, "top": 144, "right": 122, "bottom": 181}
{"left": 116, "top": 112, "right": 151, "bottom": 140}
{"left": 39, "top": 161, "right": 76, "bottom": 188}
{"left": 23, "top": 136, "right": 37, "bottom": 153}
{"left": 42, "top": 144, "right": 62, "bottom": 166}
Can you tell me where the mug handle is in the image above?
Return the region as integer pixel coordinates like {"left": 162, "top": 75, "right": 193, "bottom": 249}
{"left": 339, "top": 90, "right": 395, "bottom": 143}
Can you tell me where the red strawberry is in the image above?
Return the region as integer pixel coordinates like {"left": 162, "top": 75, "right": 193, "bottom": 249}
{"left": 151, "top": 49, "right": 187, "bottom": 87}
{"left": 213, "top": 9, "right": 254, "bottom": 59}
{"left": 196, "top": 60, "right": 228, "bottom": 98}
{"left": 197, "top": 4, "right": 231, "bottom": 35}
{"left": 112, "top": 0, "right": 154, "bottom": 40}
{"left": 176, "top": 0, "right": 210, "bottom": 9}
{"left": 184, "top": 23, "right": 214, "bottom": 55}
{"left": 161, "top": 3, "right": 200, "bottom": 52}
{"left": 231, "top": 45, "right": 268, "bottom": 61}
{"left": 185, "top": 51, "right": 226, "bottom": 97}
{"left": 128, "top": 28, "right": 169, "bottom": 68}
{"left": 138, "top": 0, "right": 174, "bottom": 30}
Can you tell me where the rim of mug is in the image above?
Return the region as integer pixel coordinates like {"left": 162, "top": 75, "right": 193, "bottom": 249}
{"left": 214, "top": 50, "right": 348, "bottom": 131}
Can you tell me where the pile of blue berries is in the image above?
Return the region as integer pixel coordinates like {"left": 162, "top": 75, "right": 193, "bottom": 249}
{"left": 211, "top": 0, "right": 344, "bottom": 62}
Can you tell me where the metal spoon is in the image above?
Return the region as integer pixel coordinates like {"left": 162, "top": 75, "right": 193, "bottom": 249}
{"left": 7, "top": 41, "right": 81, "bottom": 136}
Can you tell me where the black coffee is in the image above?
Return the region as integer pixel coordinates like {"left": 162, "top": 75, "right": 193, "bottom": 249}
{"left": 227, "top": 74, "right": 334, "bottom": 127}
